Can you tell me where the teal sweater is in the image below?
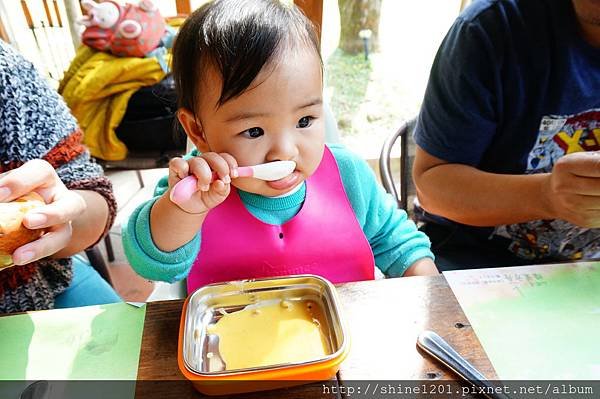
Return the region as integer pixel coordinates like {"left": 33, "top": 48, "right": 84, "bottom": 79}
{"left": 122, "top": 145, "right": 434, "bottom": 282}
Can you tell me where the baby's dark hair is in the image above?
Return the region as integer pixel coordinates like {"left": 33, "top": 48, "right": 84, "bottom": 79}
{"left": 172, "top": 0, "right": 322, "bottom": 117}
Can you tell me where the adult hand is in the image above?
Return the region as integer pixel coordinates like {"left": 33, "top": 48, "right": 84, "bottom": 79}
{"left": 167, "top": 153, "right": 238, "bottom": 214}
{"left": 0, "top": 160, "right": 86, "bottom": 265}
{"left": 542, "top": 151, "right": 600, "bottom": 228}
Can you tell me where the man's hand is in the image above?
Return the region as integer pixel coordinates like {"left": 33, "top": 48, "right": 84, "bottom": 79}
{"left": 542, "top": 151, "right": 600, "bottom": 228}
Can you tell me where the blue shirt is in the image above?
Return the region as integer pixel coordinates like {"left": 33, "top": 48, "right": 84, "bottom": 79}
{"left": 415, "top": 0, "right": 600, "bottom": 260}
{"left": 122, "top": 145, "right": 434, "bottom": 282}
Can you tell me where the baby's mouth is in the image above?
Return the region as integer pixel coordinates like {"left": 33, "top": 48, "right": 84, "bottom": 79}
{"left": 266, "top": 170, "right": 300, "bottom": 191}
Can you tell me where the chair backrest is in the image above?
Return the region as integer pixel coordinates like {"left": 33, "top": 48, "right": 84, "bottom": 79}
{"left": 379, "top": 117, "right": 416, "bottom": 211}
{"left": 323, "top": 98, "right": 340, "bottom": 144}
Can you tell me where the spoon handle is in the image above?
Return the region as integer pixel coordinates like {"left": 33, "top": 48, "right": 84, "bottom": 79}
{"left": 171, "top": 170, "right": 248, "bottom": 204}
{"left": 417, "top": 330, "right": 512, "bottom": 399}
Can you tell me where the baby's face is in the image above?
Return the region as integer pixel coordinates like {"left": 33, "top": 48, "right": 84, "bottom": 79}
{"left": 193, "top": 46, "right": 325, "bottom": 197}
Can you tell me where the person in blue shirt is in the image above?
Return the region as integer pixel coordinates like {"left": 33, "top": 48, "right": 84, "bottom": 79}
{"left": 413, "top": 0, "right": 600, "bottom": 271}
{"left": 122, "top": 0, "right": 437, "bottom": 290}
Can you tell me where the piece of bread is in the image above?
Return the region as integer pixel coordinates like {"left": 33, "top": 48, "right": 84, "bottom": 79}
{"left": 0, "top": 192, "right": 46, "bottom": 269}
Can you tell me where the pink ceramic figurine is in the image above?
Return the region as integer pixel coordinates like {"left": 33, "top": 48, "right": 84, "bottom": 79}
{"left": 79, "top": 0, "right": 166, "bottom": 57}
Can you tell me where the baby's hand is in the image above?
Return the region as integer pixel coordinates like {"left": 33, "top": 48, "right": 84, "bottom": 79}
{"left": 167, "top": 153, "right": 238, "bottom": 214}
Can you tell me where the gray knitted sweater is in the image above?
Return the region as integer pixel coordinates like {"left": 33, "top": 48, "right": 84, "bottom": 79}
{"left": 0, "top": 40, "right": 117, "bottom": 313}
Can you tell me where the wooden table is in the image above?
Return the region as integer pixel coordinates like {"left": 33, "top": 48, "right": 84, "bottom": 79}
{"left": 135, "top": 275, "right": 496, "bottom": 398}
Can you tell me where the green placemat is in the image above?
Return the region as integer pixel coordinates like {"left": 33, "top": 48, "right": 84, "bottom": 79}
{"left": 445, "top": 262, "right": 600, "bottom": 379}
{"left": 0, "top": 302, "right": 146, "bottom": 380}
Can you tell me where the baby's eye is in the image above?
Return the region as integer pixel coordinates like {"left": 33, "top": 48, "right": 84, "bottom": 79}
{"left": 241, "top": 127, "right": 264, "bottom": 138}
{"left": 296, "top": 116, "right": 314, "bottom": 129}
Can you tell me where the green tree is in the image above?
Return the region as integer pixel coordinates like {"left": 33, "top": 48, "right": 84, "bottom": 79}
{"left": 338, "top": 0, "right": 382, "bottom": 54}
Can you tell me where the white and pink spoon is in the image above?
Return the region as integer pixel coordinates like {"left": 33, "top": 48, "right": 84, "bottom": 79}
{"left": 170, "top": 160, "right": 296, "bottom": 203}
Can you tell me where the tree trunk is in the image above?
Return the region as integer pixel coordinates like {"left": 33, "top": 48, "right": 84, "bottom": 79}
{"left": 339, "top": 0, "right": 381, "bottom": 54}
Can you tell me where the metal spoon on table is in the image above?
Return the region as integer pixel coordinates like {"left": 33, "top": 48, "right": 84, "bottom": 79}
{"left": 417, "top": 330, "right": 512, "bottom": 399}
{"left": 19, "top": 380, "right": 49, "bottom": 399}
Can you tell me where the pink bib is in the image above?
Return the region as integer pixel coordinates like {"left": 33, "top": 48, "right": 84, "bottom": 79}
{"left": 187, "top": 146, "right": 375, "bottom": 292}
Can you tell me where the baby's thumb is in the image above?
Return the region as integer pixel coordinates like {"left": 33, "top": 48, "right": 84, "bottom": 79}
{"left": 169, "top": 175, "right": 197, "bottom": 205}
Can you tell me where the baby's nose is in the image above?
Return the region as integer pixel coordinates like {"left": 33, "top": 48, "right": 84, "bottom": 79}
{"left": 266, "top": 138, "right": 298, "bottom": 162}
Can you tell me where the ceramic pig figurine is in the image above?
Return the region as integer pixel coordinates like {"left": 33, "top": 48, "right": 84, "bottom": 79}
{"left": 79, "top": 0, "right": 166, "bottom": 57}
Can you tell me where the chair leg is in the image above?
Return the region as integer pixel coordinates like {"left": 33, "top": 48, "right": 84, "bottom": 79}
{"left": 136, "top": 169, "right": 145, "bottom": 188}
{"left": 104, "top": 234, "right": 115, "bottom": 262}
{"left": 85, "top": 246, "right": 113, "bottom": 286}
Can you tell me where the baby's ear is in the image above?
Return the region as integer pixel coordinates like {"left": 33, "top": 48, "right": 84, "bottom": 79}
{"left": 177, "top": 108, "right": 210, "bottom": 152}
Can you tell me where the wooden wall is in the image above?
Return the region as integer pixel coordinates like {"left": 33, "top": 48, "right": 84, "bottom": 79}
{"left": 173, "top": 0, "right": 323, "bottom": 41}
{"left": 294, "top": 0, "right": 323, "bottom": 41}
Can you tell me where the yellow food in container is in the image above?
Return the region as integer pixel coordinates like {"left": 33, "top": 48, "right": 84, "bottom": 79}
{"left": 177, "top": 275, "right": 349, "bottom": 395}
